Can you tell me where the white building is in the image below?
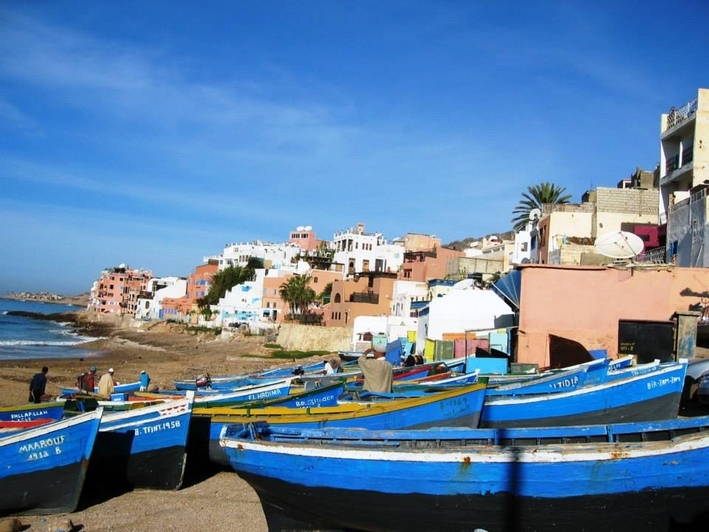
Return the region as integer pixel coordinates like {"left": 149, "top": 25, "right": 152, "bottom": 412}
{"left": 390, "top": 280, "right": 428, "bottom": 318}
{"left": 213, "top": 263, "right": 311, "bottom": 329}
{"left": 416, "top": 289, "right": 514, "bottom": 345}
{"left": 332, "top": 222, "right": 405, "bottom": 277}
{"left": 135, "top": 277, "right": 187, "bottom": 321}
{"left": 216, "top": 240, "right": 304, "bottom": 270}
{"left": 350, "top": 315, "right": 418, "bottom": 352}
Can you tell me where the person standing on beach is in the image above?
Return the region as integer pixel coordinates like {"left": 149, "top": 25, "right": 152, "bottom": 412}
{"left": 97, "top": 368, "right": 117, "bottom": 398}
{"left": 29, "top": 366, "right": 48, "bottom": 403}
{"left": 139, "top": 370, "right": 151, "bottom": 392}
{"left": 80, "top": 365, "right": 98, "bottom": 393}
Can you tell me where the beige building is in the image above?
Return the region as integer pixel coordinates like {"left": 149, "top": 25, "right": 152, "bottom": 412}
{"left": 534, "top": 184, "right": 659, "bottom": 265}
{"left": 661, "top": 88, "right": 709, "bottom": 266}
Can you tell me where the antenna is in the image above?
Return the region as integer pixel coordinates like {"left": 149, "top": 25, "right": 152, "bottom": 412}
{"left": 593, "top": 231, "right": 644, "bottom": 260}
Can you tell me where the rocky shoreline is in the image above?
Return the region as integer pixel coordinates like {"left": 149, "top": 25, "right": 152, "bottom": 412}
{"left": 1, "top": 293, "right": 90, "bottom": 307}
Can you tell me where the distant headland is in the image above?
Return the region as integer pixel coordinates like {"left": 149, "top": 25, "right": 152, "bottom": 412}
{"left": 2, "top": 291, "right": 90, "bottom": 307}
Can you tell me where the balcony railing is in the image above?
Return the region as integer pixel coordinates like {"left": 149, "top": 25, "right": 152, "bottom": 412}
{"left": 637, "top": 247, "right": 667, "bottom": 264}
{"left": 682, "top": 145, "right": 694, "bottom": 166}
{"left": 666, "top": 155, "right": 680, "bottom": 174}
{"left": 667, "top": 97, "right": 698, "bottom": 129}
{"left": 350, "top": 292, "right": 379, "bottom": 304}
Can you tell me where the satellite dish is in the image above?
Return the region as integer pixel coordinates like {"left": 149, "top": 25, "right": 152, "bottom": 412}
{"left": 296, "top": 226, "right": 305, "bottom": 231}
{"left": 529, "top": 208, "right": 541, "bottom": 221}
{"left": 452, "top": 279, "right": 474, "bottom": 290}
{"left": 305, "top": 226, "right": 312, "bottom": 231}
{"left": 594, "top": 231, "right": 644, "bottom": 259}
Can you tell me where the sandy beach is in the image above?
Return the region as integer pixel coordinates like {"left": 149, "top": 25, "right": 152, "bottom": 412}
{"left": 0, "top": 312, "right": 333, "bottom": 532}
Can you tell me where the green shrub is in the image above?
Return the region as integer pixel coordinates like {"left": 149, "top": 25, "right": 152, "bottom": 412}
{"left": 270, "top": 350, "right": 330, "bottom": 360}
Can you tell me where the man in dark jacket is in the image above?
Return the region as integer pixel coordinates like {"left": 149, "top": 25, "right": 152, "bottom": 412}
{"left": 29, "top": 366, "right": 48, "bottom": 403}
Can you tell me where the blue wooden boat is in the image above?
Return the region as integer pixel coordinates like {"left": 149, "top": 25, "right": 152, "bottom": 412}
{"left": 83, "top": 392, "right": 195, "bottom": 491}
{"left": 220, "top": 415, "right": 709, "bottom": 532}
{"left": 0, "top": 408, "right": 103, "bottom": 516}
{"left": 0, "top": 401, "right": 66, "bottom": 423}
{"left": 485, "top": 357, "right": 660, "bottom": 396}
{"left": 192, "top": 382, "right": 488, "bottom": 468}
{"left": 140, "top": 377, "right": 343, "bottom": 409}
{"left": 174, "top": 360, "right": 331, "bottom": 391}
{"left": 59, "top": 380, "right": 142, "bottom": 397}
{"left": 481, "top": 358, "right": 687, "bottom": 427}
{"left": 141, "top": 378, "right": 294, "bottom": 407}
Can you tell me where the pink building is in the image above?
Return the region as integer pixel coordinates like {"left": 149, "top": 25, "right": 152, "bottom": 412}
{"left": 90, "top": 266, "right": 153, "bottom": 316}
{"left": 515, "top": 264, "right": 708, "bottom": 367}
{"left": 288, "top": 226, "right": 321, "bottom": 253}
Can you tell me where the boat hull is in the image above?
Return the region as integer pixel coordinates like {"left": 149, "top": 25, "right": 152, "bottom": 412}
{"left": 85, "top": 394, "right": 194, "bottom": 491}
{"left": 244, "top": 473, "right": 709, "bottom": 532}
{"left": 201, "top": 383, "right": 487, "bottom": 468}
{"left": 0, "top": 410, "right": 102, "bottom": 516}
{"left": 481, "top": 360, "right": 686, "bottom": 427}
{"left": 0, "top": 401, "right": 65, "bottom": 423}
{"left": 222, "top": 416, "right": 709, "bottom": 532}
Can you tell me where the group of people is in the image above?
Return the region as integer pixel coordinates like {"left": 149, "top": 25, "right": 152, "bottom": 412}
{"left": 75, "top": 365, "right": 119, "bottom": 397}
{"left": 27, "top": 346, "right": 407, "bottom": 403}
{"left": 28, "top": 365, "right": 152, "bottom": 403}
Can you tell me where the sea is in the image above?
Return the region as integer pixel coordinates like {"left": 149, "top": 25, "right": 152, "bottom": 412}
{"left": 0, "top": 298, "right": 98, "bottom": 361}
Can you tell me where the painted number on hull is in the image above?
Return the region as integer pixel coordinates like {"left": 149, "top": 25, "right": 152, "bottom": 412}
{"left": 134, "top": 419, "right": 181, "bottom": 436}
{"left": 549, "top": 376, "right": 579, "bottom": 389}
{"left": 646, "top": 376, "right": 681, "bottom": 390}
{"left": 294, "top": 394, "right": 336, "bottom": 408}
{"left": 19, "top": 435, "right": 65, "bottom": 461}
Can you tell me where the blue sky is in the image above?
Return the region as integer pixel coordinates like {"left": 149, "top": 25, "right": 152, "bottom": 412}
{"left": 1, "top": 1, "right": 708, "bottom": 295}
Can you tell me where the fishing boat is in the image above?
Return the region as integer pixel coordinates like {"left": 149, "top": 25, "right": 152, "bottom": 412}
{"left": 174, "top": 360, "right": 332, "bottom": 391}
{"left": 0, "top": 408, "right": 103, "bottom": 516}
{"left": 220, "top": 415, "right": 709, "bottom": 532}
{"left": 191, "top": 382, "right": 487, "bottom": 468}
{"left": 59, "top": 380, "right": 142, "bottom": 397}
{"left": 83, "top": 392, "right": 195, "bottom": 491}
{"left": 481, "top": 358, "right": 687, "bottom": 427}
{"left": 140, "top": 377, "right": 344, "bottom": 409}
{"left": 0, "top": 401, "right": 66, "bottom": 423}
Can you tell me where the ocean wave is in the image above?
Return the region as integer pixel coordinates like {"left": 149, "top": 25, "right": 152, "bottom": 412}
{"left": 0, "top": 337, "right": 96, "bottom": 347}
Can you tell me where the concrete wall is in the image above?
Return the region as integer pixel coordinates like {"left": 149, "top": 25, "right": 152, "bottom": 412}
{"left": 277, "top": 323, "right": 353, "bottom": 352}
{"left": 516, "top": 264, "right": 709, "bottom": 367}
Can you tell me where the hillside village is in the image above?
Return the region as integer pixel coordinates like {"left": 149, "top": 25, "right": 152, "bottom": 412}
{"left": 84, "top": 88, "right": 709, "bottom": 369}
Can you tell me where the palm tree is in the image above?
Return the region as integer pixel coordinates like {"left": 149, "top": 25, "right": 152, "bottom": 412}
{"left": 279, "top": 274, "right": 316, "bottom": 318}
{"left": 511, "top": 182, "right": 572, "bottom": 232}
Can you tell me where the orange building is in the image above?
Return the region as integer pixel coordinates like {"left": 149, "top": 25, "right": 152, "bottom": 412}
{"left": 326, "top": 272, "right": 397, "bottom": 326}
{"left": 400, "top": 246, "right": 464, "bottom": 282}
{"left": 162, "top": 261, "right": 218, "bottom": 322}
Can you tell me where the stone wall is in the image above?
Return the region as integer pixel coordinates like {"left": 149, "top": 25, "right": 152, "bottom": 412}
{"left": 595, "top": 187, "right": 659, "bottom": 215}
{"left": 276, "top": 323, "right": 354, "bottom": 352}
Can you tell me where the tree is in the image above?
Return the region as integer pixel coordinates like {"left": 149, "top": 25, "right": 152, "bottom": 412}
{"left": 319, "top": 282, "right": 333, "bottom": 305}
{"left": 279, "top": 274, "right": 316, "bottom": 318}
{"left": 511, "top": 182, "right": 572, "bottom": 232}
{"left": 197, "top": 262, "right": 258, "bottom": 308}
